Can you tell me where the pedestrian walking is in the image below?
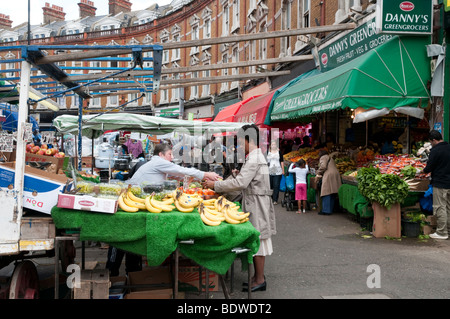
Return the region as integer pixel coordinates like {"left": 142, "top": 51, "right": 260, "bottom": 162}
{"left": 423, "top": 130, "right": 450, "bottom": 240}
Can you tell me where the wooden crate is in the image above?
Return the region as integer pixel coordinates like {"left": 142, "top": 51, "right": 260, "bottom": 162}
{"left": 74, "top": 269, "right": 110, "bottom": 299}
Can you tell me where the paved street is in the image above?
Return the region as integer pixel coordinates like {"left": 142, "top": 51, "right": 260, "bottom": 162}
{"left": 1, "top": 200, "right": 449, "bottom": 300}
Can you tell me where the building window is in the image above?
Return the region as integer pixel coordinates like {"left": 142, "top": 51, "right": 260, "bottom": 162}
{"left": 202, "top": 69, "right": 210, "bottom": 97}
{"left": 223, "top": 5, "right": 229, "bottom": 36}
{"left": 109, "top": 94, "right": 118, "bottom": 107}
{"left": 204, "top": 18, "right": 211, "bottom": 38}
{"left": 172, "top": 74, "right": 180, "bottom": 102}
{"left": 303, "top": 0, "right": 310, "bottom": 28}
{"left": 221, "top": 53, "right": 229, "bottom": 93}
{"left": 232, "top": 0, "right": 240, "bottom": 32}
{"left": 259, "top": 22, "right": 268, "bottom": 70}
{"left": 172, "top": 34, "right": 180, "bottom": 61}
{"left": 191, "top": 71, "right": 199, "bottom": 99}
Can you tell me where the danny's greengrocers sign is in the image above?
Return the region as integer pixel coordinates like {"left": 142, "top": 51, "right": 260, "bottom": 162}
{"left": 376, "top": 0, "right": 433, "bottom": 35}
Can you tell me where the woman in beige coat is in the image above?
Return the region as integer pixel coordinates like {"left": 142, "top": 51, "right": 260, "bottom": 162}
{"left": 203, "top": 124, "right": 276, "bottom": 292}
{"left": 316, "top": 149, "right": 342, "bottom": 215}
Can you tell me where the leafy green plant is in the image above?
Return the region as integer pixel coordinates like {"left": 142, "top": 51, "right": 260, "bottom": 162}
{"left": 400, "top": 165, "right": 417, "bottom": 180}
{"left": 357, "top": 166, "right": 409, "bottom": 210}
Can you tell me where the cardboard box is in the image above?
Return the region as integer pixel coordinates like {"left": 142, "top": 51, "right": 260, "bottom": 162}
{"left": 178, "top": 266, "right": 219, "bottom": 292}
{"left": 57, "top": 193, "right": 118, "bottom": 214}
{"left": 372, "top": 202, "right": 401, "bottom": 238}
{"left": 109, "top": 276, "right": 127, "bottom": 299}
{"left": 25, "top": 153, "right": 66, "bottom": 172}
{"left": 124, "top": 267, "right": 173, "bottom": 299}
{"left": 426, "top": 215, "right": 437, "bottom": 226}
{"left": 0, "top": 162, "right": 70, "bottom": 215}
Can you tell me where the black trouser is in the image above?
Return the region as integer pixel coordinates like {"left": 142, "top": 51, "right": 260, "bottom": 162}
{"left": 106, "top": 246, "right": 142, "bottom": 277}
{"left": 269, "top": 174, "right": 282, "bottom": 203}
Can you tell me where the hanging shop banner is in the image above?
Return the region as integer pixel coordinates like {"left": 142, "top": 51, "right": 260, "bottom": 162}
{"left": 376, "top": 0, "right": 433, "bottom": 35}
{"left": 318, "top": 18, "right": 394, "bottom": 72}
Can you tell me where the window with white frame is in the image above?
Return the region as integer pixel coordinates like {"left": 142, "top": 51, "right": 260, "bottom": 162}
{"left": 231, "top": 46, "right": 239, "bottom": 89}
{"left": 232, "top": 0, "right": 240, "bottom": 32}
{"left": 202, "top": 69, "right": 210, "bottom": 97}
{"left": 90, "top": 59, "right": 101, "bottom": 73}
{"left": 259, "top": 22, "right": 268, "bottom": 70}
{"left": 222, "top": 4, "right": 229, "bottom": 36}
{"left": 160, "top": 75, "right": 169, "bottom": 104}
{"left": 143, "top": 51, "right": 153, "bottom": 69}
{"left": 128, "top": 92, "right": 139, "bottom": 106}
{"left": 203, "top": 18, "right": 211, "bottom": 38}
{"left": 161, "top": 37, "right": 169, "bottom": 64}
{"left": 303, "top": 0, "right": 310, "bottom": 28}
{"left": 281, "top": 0, "right": 292, "bottom": 56}
{"left": 249, "top": 39, "right": 256, "bottom": 74}
{"left": 172, "top": 34, "right": 180, "bottom": 61}
{"left": 109, "top": 94, "right": 118, "bottom": 107}
{"left": 172, "top": 74, "right": 180, "bottom": 102}
{"left": 190, "top": 71, "right": 199, "bottom": 99}
{"left": 221, "top": 53, "right": 229, "bottom": 93}
{"left": 90, "top": 95, "right": 101, "bottom": 108}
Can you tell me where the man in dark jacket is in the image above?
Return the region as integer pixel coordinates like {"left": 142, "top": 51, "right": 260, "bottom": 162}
{"left": 423, "top": 130, "right": 450, "bottom": 240}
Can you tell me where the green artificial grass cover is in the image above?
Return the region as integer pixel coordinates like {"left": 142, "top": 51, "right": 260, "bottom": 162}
{"left": 51, "top": 206, "right": 260, "bottom": 275}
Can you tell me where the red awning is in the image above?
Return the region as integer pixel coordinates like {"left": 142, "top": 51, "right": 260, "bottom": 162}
{"left": 234, "top": 90, "right": 276, "bottom": 128}
{"left": 213, "top": 96, "right": 261, "bottom": 122}
{"left": 194, "top": 117, "right": 213, "bottom": 122}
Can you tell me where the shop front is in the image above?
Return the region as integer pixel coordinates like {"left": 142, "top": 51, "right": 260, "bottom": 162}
{"left": 269, "top": 34, "right": 432, "bottom": 232}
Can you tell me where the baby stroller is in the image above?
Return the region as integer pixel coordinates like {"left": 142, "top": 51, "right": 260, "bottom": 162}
{"left": 281, "top": 173, "right": 297, "bottom": 211}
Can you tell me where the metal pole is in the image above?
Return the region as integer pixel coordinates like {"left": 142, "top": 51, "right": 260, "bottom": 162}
{"left": 14, "top": 60, "right": 31, "bottom": 228}
{"left": 78, "top": 96, "right": 83, "bottom": 171}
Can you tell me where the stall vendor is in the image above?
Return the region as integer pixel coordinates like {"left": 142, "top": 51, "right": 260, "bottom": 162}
{"left": 127, "top": 143, "right": 220, "bottom": 185}
{"left": 203, "top": 124, "right": 276, "bottom": 293}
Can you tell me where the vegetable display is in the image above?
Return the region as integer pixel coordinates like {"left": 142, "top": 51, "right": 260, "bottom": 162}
{"left": 357, "top": 166, "right": 409, "bottom": 210}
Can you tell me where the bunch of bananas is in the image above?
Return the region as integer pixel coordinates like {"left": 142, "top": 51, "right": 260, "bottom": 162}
{"left": 118, "top": 189, "right": 175, "bottom": 213}
{"left": 174, "top": 190, "right": 203, "bottom": 213}
{"left": 198, "top": 196, "right": 250, "bottom": 226}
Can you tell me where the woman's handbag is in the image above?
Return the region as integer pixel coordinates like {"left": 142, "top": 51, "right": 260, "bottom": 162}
{"left": 279, "top": 174, "right": 287, "bottom": 192}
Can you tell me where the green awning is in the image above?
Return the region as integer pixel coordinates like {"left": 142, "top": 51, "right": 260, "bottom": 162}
{"left": 270, "top": 36, "right": 431, "bottom": 121}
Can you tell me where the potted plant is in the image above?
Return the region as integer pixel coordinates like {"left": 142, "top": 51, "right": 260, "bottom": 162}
{"left": 357, "top": 167, "right": 409, "bottom": 238}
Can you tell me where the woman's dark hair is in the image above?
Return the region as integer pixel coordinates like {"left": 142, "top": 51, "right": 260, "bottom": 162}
{"left": 318, "top": 149, "right": 328, "bottom": 158}
{"left": 296, "top": 159, "right": 306, "bottom": 167}
{"left": 154, "top": 143, "right": 172, "bottom": 156}
{"left": 429, "top": 130, "right": 443, "bottom": 141}
{"left": 240, "top": 124, "right": 260, "bottom": 146}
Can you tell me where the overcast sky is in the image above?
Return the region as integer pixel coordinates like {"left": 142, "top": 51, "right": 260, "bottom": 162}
{"left": 4, "top": 0, "right": 173, "bottom": 27}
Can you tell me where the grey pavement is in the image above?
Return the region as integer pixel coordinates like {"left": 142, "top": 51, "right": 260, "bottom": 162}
{"left": 1, "top": 198, "right": 449, "bottom": 299}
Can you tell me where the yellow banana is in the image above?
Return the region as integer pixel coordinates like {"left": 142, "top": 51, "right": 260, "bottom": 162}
{"left": 202, "top": 198, "right": 216, "bottom": 205}
{"left": 118, "top": 193, "right": 139, "bottom": 212}
{"left": 123, "top": 194, "right": 147, "bottom": 210}
{"left": 224, "top": 209, "right": 241, "bottom": 224}
{"left": 204, "top": 208, "right": 225, "bottom": 222}
{"left": 240, "top": 217, "right": 249, "bottom": 223}
{"left": 127, "top": 190, "right": 146, "bottom": 203}
{"left": 178, "top": 196, "right": 202, "bottom": 208}
{"left": 144, "top": 196, "right": 162, "bottom": 213}
{"left": 161, "top": 197, "right": 174, "bottom": 205}
{"left": 175, "top": 199, "right": 194, "bottom": 213}
{"left": 151, "top": 196, "right": 175, "bottom": 212}
{"left": 200, "top": 212, "right": 221, "bottom": 226}
{"left": 225, "top": 205, "right": 250, "bottom": 220}
{"left": 204, "top": 206, "right": 221, "bottom": 216}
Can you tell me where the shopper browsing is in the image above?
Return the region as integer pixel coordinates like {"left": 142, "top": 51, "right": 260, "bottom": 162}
{"left": 316, "top": 149, "right": 342, "bottom": 215}
{"left": 202, "top": 124, "right": 276, "bottom": 293}
{"left": 423, "top": 130, "right": 450, "bottom": 240}
{"left": 288, "top": 159, "right": 309, "bottom": 214}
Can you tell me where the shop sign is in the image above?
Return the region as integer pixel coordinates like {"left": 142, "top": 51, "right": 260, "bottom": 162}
{"left": 273, "top": 85, "right": 330, "bottom": 114}
{"left": 376, "top": 0, "right": 433, "bottom": 35}
{"left": 318, "top": 18, "right": 394, "bottom": 71}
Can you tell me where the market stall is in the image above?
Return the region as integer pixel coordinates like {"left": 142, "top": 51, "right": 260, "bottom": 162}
{"left": 50, "top": 112, "right": 261, "bottom": 298}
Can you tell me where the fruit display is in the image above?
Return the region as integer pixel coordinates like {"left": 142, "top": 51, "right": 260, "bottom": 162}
{"left": 26, "top": 143, "right": 65, "bottom": 158}
{"left": 118, "top": 188, "right": 176, "bottom": 213}
{"left": 356, "top": 148, "right": 375, "bottom": 167}
{"left": 334, "top": 156, "right": 357, "bottom": 175}
{"left": 198, "top": 196, "right": 250, "bottom": 226}
{"left": 374, "top": 155, "right": 429, "bottom": 179}
{"left": 284, "top": 149, "right": 320, "bottom": 170}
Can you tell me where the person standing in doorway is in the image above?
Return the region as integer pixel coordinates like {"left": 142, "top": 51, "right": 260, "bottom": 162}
{"left": 423, "top": 130, "right": 450, "bottom": 240}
